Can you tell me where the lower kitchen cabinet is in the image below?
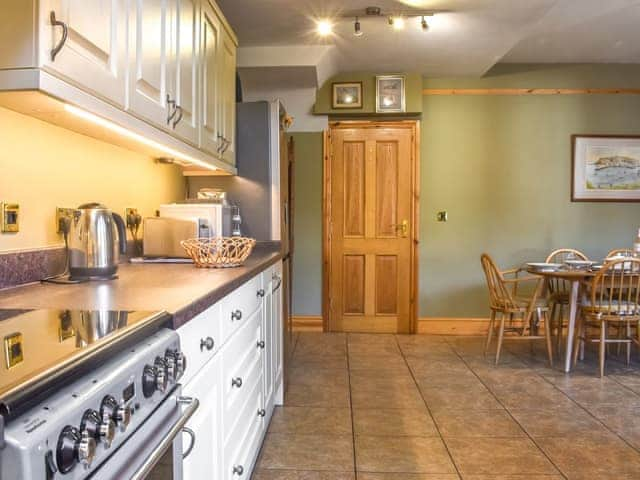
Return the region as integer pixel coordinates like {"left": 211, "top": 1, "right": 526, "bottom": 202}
{"left": 182, "top": 353, "right": 222, "bottom": 480}
{"left": 176, "top": 260, "right": 284, "bottom": 479}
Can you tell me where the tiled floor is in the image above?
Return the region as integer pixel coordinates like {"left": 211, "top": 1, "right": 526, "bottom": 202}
{"left": 253, "top": 333, "right": 640, "bottom": 479}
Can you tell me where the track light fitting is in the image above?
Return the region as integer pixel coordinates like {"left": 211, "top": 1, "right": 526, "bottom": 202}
{"left": 328, "top": 6, "right": 436, "bottom": 38}
{"left": 354, "top": 17, "right": 363, "bottom": 37}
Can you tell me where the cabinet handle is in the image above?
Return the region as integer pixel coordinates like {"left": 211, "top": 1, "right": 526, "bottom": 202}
{"left": 231, "top": 377, "right": 243, "bottom": 388}
{"left": 50, "top": 11, "right": 68, "bottom": 61}
{"left": 221, "top": 137, "right": 231, "bottom": 154}
{"left": 272, "top": 274, "right": 282, "bottom": 292}
{"left": 232, "top": 465, "right": 244, "bottom": 476}
{"left": 257, "top": 409, "right": 266, "bottom": 418}
{"left": 199, "top": 337, "right": 214, "bottom": 352}
{"left": 182, "top": 427, "right": 196, "bottom": 459}
{"left": 257, "top": 289, "right": 265, "bottom": 298}
{"left": 216, "top": 133, "right": 224, "bottom": 153}
{"left": 172, "top": 105, "right": 183, "bottom": 128}
{"left": 166, "top": 95, "right": 177, "bottom": 125}
{"left": 231, "top": 309, "right": 242, "bottom": 321}
{"left": 256, "top": 340, "right": 265, "bottom": 349}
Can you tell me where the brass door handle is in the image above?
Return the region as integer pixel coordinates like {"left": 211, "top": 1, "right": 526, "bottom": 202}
{"left": 392, "top": 220, "right": 409, "bottom": 237}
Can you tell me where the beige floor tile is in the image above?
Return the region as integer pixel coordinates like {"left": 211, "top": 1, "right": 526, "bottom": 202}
{"left": 445, "top": 437, "right": 558, "bottom": 475}
{"left": 536, "top": 434, "right": 640, "bottom": 478}
{"left": 400, "top": 343, "right": 457, "bottom": 357}
{"left": 348, "top": 333, "right": 398, "bottom": 345}
{"left": 351, "top": 381, "right": 426, "bottom": 409}
{"left": 285, "top": 383, "right": 350, "bottom": 407}
{"left": 488, "top": 381, "right": 575, "bottom": 411}
{"left": 348, "top": 342, "right": 402, "bottom": 356}
{"left": 268, "top": 407, "right": 352, "bottom": 435}
{"left": 355, "top": 435, "right": 457, "bottom": 473}
{"left": 509, "top": 407, "right": 608, "bottom": 437}
{"left": 414, "top": 373, "right": 486, "bottom": 390}
{"left": 295, "top": 333, "right": 347, "bottom": 358}
{"left": 588, "top": 405, "right": 640, "bottom": 449}
{"left": 554, "top": 378, "right": 640, "bottom": 409}
{"left": 462, "top": 476, "right": 564, "bottom": 480}
{"left": 349, "top": 354, "right": 409, "bottom": 371}
{"left": 257, "top": 433, "right": 354, "bottom": 471}
{"left": 353, "top": 408, "right": 439, "bottom": 437}
{"left": 253, "top": 471, "right": 356, "bottom": 480}
{"left": 293, "top": 355, "right": 349, "bottom": 370}
{"left": 432, "top": 410, "right": 526, "bottom": 438}
{"left": 289, "top": 367, "right": 350, "bottom": 387}
{"left": 358, "top": 474, "right": 460, "bottom": 480}
{"left": 420, "top": 384, "right": 503, "bottom": 411}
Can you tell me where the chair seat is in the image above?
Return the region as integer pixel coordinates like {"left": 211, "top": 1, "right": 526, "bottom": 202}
{"left": 514, "top": 296, "right": 548, "bottom": 310}
{"left": 582, "top": 300, "right": 640, "bottom": 316}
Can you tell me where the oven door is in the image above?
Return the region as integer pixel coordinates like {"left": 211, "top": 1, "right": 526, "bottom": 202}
{"left": 91, "top": 386, "right": 199, "bottom": 480}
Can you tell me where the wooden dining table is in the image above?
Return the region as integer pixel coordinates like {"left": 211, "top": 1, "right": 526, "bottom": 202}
{"left": 526, "top": 268, "right": 597, "bottom": 373}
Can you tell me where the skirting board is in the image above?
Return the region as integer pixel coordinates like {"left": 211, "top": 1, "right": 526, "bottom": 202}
{"left": 292, "top": 316, "right": 493, "bottom": 335}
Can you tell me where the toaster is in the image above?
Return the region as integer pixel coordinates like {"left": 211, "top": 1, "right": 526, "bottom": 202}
{"left": 142, "top": 217, "right": 207, "bottom": 258}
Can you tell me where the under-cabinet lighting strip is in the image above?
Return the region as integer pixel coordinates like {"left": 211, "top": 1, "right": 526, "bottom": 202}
{"left": 64, "top": 104, "right": 218, "bottom": 171}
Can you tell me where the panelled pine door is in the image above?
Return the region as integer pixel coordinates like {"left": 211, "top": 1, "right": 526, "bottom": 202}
{"left": 328, "top": 123, "right": 416, "bottom": 333}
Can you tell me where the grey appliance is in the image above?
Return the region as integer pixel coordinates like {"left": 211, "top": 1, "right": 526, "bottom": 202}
{"left": 188, "top": 100, "right": 294, "bottom": 388}
{"left": 0, "top": 309, "right": 195, "bottom": 480}
{"left": 67, "top": 203, "right": 127, "bottom": 280}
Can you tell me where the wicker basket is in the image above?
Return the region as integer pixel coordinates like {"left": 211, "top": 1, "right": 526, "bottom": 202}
{"left": 180, "top": 237, "right": 256, "bottom": 268}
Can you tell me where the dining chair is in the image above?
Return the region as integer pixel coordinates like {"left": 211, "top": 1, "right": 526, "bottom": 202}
{"left": 573, "top": 258, "right": 640, "bottom": 377}
{"left": 606, "top": 248, "right": 635, "bottom": 258}
{"left": 545, "top": 249, "right": 589, "bottom": 353}
{"left": 481, "top": 253, "right": 553, "bottom": 366}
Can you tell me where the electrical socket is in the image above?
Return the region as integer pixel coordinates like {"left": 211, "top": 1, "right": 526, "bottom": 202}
{"left": 125, "top": 207, "right": 139, "bottom": 228}
{"left": 56, "top": 207, "right": 75, "bottom": 233}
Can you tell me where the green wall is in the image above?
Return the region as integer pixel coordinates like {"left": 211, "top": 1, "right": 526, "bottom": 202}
{"left": 292, "top": 64, "right": 640, "bottom": 318}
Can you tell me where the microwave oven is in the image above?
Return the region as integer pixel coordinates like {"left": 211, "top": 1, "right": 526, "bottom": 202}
{"left": 159, "top": 203, "right": 233, "bottom": 238}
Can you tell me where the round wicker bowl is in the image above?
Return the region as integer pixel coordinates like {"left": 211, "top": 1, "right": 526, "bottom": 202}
{"left": 180, "top": 237, "right": 256, "bottom": 268}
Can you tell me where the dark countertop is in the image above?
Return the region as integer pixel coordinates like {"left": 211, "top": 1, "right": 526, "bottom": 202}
{"left": 0, "top": 244, "right": 282, "bottom": 328}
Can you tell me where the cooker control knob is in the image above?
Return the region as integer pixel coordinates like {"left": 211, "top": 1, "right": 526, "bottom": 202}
{"left": 164, "top": 353, "right": 177, "bottom": 382}
{"left": 77, "top": 429, "right": 97, "bottom": 468}
{"left": 115, "top": 402, "right": 131, "bottom": 432}
{"left": 142, "top": 364, "right": 158, "bottom": 398}
{"left": 100, "top": 395, "right": 119, "bottom": 425}
{"left": 81, "top": 409, "right": 115, "bottom": 448}
{"left": 166, "top": 349, "right": 187, "bottom": 378}
{"left": 56, "top": 426, "right": 80, "bottom": 474}
{"left": 154, "top": 356, "right": 169, "bottom": 392}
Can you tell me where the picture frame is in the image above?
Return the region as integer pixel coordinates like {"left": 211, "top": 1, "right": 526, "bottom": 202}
{"left": 572, "top": 134, "right": 640, "bottom": 202}
{"left": 376, "top": 75, "right": 406, "bottom": 113}
{"left": 332, "top": 82, "right": 363, "bottom": 109}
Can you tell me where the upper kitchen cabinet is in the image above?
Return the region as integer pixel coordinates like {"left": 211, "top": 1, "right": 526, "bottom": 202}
{"left": 218, "top": 27, "right": 237, "bottom": 165}
{"left": 39, "top": 0, "right": 127, "bottom": 107}
{"left": 0, "top": 0, "right": 238, "bottom": 173}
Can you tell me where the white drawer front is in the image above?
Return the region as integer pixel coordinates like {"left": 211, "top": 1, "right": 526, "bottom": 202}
{"left": 220, "top": 273, "right": 263, "bottom": 345}
{"left": 177, "top": 303, "right": 222, "bottom": 385}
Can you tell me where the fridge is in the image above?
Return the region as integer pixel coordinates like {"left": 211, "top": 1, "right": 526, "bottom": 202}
{"left": 187, "top": 100, "right": 295, "bottom": 387}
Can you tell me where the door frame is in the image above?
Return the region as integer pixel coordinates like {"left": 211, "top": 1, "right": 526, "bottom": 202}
{"left": 322, "top": 120, "right": 421, "bottom": 333}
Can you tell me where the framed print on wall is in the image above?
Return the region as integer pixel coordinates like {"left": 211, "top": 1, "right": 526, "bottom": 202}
{"left": 572, "top": 134, "right": 640, "bottom": 202}
{"left": 376, "top": 75, "right": 406, "bottom": 113}
{"left": 332, "top": 82, "right": 363, "bottom": 109}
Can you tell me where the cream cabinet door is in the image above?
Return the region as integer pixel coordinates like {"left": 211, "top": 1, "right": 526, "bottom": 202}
{"left": 199, "top": 1, "right": 221, "bottom": 155}
{"left": 218, "top": 28, "right": 236, "bottom": 165}
{"left": 40, "top": 0, "right": 126, "bottom": 107}
{"left": 182, "top": 355, "right": 222, "bottom": 480}
{"left": 168, "top": 0, "right": 199, "bottom": 144}
{"left": 127, "top": 0, "right": 173, "bottom": 128}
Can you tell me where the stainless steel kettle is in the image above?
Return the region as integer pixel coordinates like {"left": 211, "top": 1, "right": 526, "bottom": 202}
{"left": 68, "top": 203, "right": 127, "bottom": 279}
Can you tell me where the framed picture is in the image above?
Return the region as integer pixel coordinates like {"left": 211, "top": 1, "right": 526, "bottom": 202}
{"left": 332, "top": 82, "right": 363, "bottom": 109}
{"left": 376, "top": 75, "right": 405, "bottom": 113}
{"left": 572, "top": 134, "right": 640, "bottom": 202}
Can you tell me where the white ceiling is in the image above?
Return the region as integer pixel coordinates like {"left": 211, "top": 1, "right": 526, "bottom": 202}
{"left": 216, "top": 0, "right": 640, "bottom": 77}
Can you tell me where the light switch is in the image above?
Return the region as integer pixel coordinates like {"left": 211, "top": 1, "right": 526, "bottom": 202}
{"left": 437, "top": 211, "right": 448, "bottom": 222}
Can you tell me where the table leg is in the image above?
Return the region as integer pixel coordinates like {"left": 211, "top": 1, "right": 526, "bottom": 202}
{"left": 564, "top": 280, "right": 580, "bottom": 373}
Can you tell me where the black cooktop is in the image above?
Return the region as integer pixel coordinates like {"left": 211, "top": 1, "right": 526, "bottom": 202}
{"left": 0, "top": 309, "right": 170, "bottom": 419}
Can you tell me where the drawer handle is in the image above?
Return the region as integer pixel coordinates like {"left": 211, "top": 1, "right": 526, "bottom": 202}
{"left": 200, "top": 337, "right": 215, "bottom": 352}
{"left": 231, "top": 309, "right": 243, "bottom": 321}
{"left": 232, "top": 465, "right": 244, "bottom": 476}
{"left": 256, "top": 340, "right": 265, "bottom": 349}
{"left": 231, "top": 377, "right": 243, "bottom": 388}
{"left": 257, "top": 408, "right": 266, "bottom": 418}
{"left": 257, "top": 289, "right": 265, "bottom": 298}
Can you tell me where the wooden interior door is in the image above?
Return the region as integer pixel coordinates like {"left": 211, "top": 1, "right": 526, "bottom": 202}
{"left": 328, "top": 123, "right": 417, "bottom": 333}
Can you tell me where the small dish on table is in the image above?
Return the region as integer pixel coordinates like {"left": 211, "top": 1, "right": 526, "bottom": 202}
{"left": 526, "top": 262, "right": 562, "bottom": 272}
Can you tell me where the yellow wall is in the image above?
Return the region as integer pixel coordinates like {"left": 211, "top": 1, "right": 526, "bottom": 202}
{"left": 0, "top": 107, "right": 185, "bottom": 252}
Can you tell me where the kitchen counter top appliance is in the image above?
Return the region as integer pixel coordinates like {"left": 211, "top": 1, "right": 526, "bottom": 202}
{"left": 0, "top": 309, "right": 196, "bottom": 480}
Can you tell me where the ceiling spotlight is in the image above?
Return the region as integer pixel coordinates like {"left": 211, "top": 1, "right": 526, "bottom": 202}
{"left": 390, "top": 16, "right": 405, "bottom": 30}
{"left": 316, "top": 20, "right": 333, "bottom": 36}
{"left": 421, "top": 16, "right": 429, "bottom": 31}
{"left": 354, "top": 16, "right": 363, "bottom": 36}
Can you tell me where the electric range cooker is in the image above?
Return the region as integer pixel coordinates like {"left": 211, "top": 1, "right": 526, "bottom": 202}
{"left": 0, "top": 309, "right": 195, "bottom": 480}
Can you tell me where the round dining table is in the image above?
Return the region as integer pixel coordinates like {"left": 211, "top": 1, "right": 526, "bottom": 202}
{"left": 526, "top": 268, "right": 597, "bottom": 372}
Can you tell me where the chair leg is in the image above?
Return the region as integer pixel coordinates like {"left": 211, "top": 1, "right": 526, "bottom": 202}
{"left": 573, "top": 315, "right": 583, "bottom": 367}
{"left": 495, "top": 313, "right": 506, "bottom": 365}
{"left": 626, "top": 321, "right": 632, "bottom": 366}
{"left": 600, "top": 320, "right": 607, "bottom": 378}
{"left": 484, "top": 310, "right": 496, "bottom": 357}
{"left": 554, "top": 302, "right": 563, "bottom": 355}
{"left": 543, "top": 309, "right": 553, "bottom": 367}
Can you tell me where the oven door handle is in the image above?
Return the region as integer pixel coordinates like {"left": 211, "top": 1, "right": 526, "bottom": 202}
{"left": 129, "top": 396, "right": 199, "bottom": 480}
